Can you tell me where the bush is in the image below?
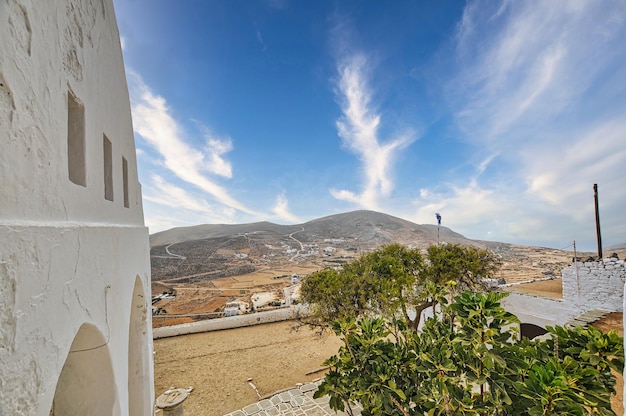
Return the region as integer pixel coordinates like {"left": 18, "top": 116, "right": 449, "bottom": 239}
{"left": 316, "top": 290, "right": 624, "bottom": 416}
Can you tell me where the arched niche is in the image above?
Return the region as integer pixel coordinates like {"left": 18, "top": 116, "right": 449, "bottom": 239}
{"left": 51, "top": 323, "right": 120, "bottom": 415}
{"left": 128, "top": 275, "right": 150, "bottom": 415}
{"left": 520, "top": 322, "right": 548, "bottom": 340}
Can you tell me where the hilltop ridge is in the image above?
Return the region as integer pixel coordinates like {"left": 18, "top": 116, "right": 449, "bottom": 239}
{"left": 149, "top": 210, "right": 587, "bottom": 285}
{"left": 150, "top": 210, "right": 470, "bottom": 248}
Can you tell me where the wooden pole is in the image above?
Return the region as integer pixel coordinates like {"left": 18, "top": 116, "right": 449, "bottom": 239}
{"left": 574, "top": 241, "right": 580, "bottom": 307}
{"left": 593, "top": 184, "right": 603, "bottom": 259}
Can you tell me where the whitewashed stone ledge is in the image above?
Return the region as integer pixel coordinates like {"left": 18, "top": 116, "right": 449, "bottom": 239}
{"left": 501, "top": 276, "right": 558, "bottom": 287}
{"left": 153, "top": 306, "right": 308, "bottom": 339}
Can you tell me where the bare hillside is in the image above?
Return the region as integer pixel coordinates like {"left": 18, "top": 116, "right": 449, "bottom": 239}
{"left": 149, "top": 210, "right": 480, "bottom": 282}
{"left": 149, "top": 210, "right": 590, "bottom": 284}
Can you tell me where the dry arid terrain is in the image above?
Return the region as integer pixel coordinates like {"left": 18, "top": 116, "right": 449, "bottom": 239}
{"left": 153, "top": 310, "right": 624, "bottom": 416}
{"left": 153, "top": 321, "right": 343, "bottom": 416}
{"left": 151, "top": 211, "right": 609, "bottom": 327}
{"left": 150, "top": 211, "right": 625, "bottom": 415}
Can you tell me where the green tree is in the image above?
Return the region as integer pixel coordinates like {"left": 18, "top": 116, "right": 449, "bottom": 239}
{"left": 301, "top": 243, "right": 500, "bottom": 330}
{"left": 425, "top": 244, "right": 500, "bottom": 290}
{"left": 316, "top": 290, "right": 624, "bottom": 416}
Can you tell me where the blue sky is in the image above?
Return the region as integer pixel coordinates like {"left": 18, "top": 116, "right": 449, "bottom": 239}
{"left": 113, "top": 0, "right": 626, "bottom": 251}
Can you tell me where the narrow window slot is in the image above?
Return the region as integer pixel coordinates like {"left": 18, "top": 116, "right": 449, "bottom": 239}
{"left": 67, "top": 91, "right": 86, "bottom": 186}
{"left": 103, "top": 135, "right": 113, "bottom": 201}
{"left": 122, "top": 156, "right": 129, "bottom": 208}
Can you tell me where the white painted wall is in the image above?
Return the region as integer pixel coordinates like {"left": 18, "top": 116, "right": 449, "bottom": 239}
{"left": 562, "top": 258, "right": 626, "bottom": 312}
{"left": 153, "top": 307, "right": 303, "bottom": 339}
{"left": 0, "top": 1, "right": 153, "bottom": 415}
{"left": 503, "top": 258, "right": 625, "bottom": 330}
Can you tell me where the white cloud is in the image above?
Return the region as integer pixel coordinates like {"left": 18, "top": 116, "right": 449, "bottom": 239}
{"left": 419, "top": 0, "right": 626, "bottom": 248}
{"left": 143, "top": 174, "right": 212, "bottom": 212}
{"left": 127, "top": 71, "right": 261, "bottom": 217}
{"left": 197, "top": 126, "right": 233, "bottom": 178}
{"left": 256, "top": 30, "right": 268, "bottom": 52}
{"left": 522, "top": 118, "right": 626, "bottom": 216}
{"left": 144, "top": 209, "right": 234, "bottom": 234}
{"left": 412, "top": 177, "right": 510, "bottom": 232}
{"left": 452, "top": 0, "right": 626, "bottom": 146}
{"left": 272, "top": 193, "right": 302, "bottom": 224}
{"left": 331, "top": 54, "right": 417, "bottom": 209}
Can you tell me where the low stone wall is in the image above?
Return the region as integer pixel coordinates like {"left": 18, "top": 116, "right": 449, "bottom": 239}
{"left": 562, "top": 257, "right": 626, "bottom": 312}
{"left": 153, "top": 306, "right": 304, "bottom": 339}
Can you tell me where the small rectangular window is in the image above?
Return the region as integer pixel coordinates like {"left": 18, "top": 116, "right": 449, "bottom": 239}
{"left": 122, "top": 156, "right": 129, "bottom": 208}
{"left": 67, "top": 91, "right": 86, "bottom": 186}
{"left": 103, "top": 135, "right": 113, "bottom": 201}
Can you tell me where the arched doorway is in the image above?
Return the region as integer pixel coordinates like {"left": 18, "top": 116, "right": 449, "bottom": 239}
{"left": 128, "top": 276, "right": 150, "bottom": 415}
{"left": 520, "top": 323, "right": 548, "bottom": 340}
{"left": 51, "top": 323, "right": 120, "bottom": 415}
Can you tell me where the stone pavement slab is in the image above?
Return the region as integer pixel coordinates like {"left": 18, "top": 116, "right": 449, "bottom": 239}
{"left": 222, "top": 381, "right": 362, "bottom": 416}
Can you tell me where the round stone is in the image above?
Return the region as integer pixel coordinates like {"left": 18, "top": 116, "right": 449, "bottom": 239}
{"left": 156, "top": 388, "right": 189, "bottom": 409}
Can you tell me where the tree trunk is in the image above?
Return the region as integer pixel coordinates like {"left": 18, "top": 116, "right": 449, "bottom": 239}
{"left": 409, "top": 301, "right": 434, "bottom": 331}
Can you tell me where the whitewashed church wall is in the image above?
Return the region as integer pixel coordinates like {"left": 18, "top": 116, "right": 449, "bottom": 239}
{"left": 0, "top": 1, "right": 153, "bottom": 414}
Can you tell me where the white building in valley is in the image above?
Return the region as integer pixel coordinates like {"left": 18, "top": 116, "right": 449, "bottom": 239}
{"left": 0, "top": 1, "right": 153, "bottom": 415}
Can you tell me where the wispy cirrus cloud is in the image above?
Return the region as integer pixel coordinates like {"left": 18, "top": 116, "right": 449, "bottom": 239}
{"left": 197, "top": 125, "right": 233, "bottom": 178}
{"left": 143, "top": 174, "right": 213, "bottom": 212}
{"left": 141, "top": 175, "right": 240, "bottom": 232}
{"left": 330, "top": 54, "right": 417, "bottom": 210}
{"left": 412, "top": 0, "right": 626, "bottom": 247}
{"left": 272, "top": 192, "right": 302, "bottom": 223}
{"left": 127, "top": 70, "right": 261, "bottom": 217}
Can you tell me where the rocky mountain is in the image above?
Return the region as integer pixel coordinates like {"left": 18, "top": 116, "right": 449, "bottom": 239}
{"left": 148, "top": 210, "right": 620, "bottom": 333}
{"left": 148, "top": 210, "right": 588, "bottom": 284}
{"left": 150, "top": 210, "right": 472, "bottom": 248}
{"left": 149, "top": 210, "right": 476, "bottom": 281}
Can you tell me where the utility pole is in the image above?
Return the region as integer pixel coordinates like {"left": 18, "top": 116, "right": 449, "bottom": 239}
{"left": 593, "top": 184, "right": 603, "bottom": 259}
{"left": 574, "top": 241, "right": 580, "bottom": 307}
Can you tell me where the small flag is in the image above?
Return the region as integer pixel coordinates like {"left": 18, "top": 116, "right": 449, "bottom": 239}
{"left": 435, "top": 213, "right": 442, "bottom": 225}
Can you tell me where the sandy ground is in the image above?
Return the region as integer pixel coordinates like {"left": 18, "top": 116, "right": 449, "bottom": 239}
{"left": 153, "top": 255, "right": 626, "bottom": 415}
{"left": 503, "top": 278, "right": 563, "bottom": 298}
{"left": 153, "top": 321, "right": 343, "bottom": 416}
{"left": 154, "top": 311, "right": 624, "bottom": 416}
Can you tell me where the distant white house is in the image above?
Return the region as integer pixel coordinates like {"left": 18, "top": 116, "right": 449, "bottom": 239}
{"left": 224, "top": 301, "right": 250, "bottom": 317}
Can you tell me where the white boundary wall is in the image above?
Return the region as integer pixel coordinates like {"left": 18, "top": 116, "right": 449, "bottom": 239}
{"left": 503, "top": 257, "right": 625, "bottom": 329}
{"left": 153, "top": 307, "right": 304, "bottom": 339}
{"left": 562, "top": 257, "right": 626, "bottom": 312}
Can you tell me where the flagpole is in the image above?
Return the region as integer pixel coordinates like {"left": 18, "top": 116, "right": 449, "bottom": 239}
{"left": 435, "top": 213, "right": 441, "bottom": 244}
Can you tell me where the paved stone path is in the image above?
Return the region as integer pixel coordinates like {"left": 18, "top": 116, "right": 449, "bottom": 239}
{"left": 222, "top": 381, "right": 362, "bottom": 416}
{"left": 566, "top": 309, "right": 611, "bottom": 327}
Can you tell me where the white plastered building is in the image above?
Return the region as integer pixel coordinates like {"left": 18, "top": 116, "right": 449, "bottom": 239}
{"left": 1, "top": 1, "right": 154, "bottom": 415}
